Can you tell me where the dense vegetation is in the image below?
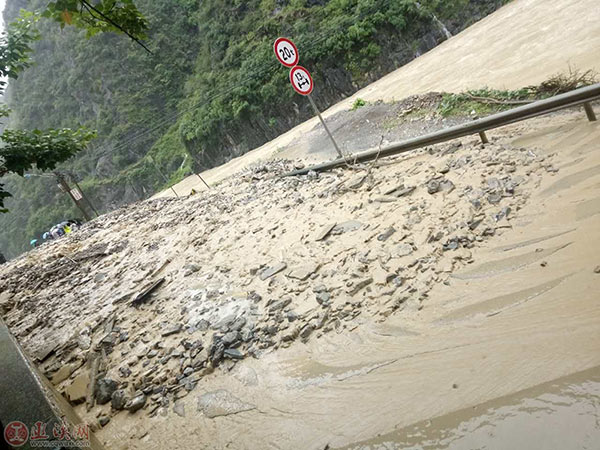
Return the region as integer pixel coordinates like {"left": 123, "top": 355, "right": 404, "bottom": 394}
{"left": 0, "top": 0, "right": 508, "bottom": 258}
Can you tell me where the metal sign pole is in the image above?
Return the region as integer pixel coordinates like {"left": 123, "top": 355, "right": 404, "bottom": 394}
{"left": 196, "top": 173, "right": 210, "bottom": 189}
{"left": 274, "top": 37, "right": 343, "bottom": 159}
{"left": 307, "top": 94, "right": 343, "bottom": 159}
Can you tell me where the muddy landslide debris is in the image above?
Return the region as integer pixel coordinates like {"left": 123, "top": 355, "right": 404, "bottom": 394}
{"left": 0, "top": 137, "right": 553, "bottom": 422}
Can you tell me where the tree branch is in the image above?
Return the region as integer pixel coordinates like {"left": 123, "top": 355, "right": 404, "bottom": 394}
{"left": 79, "top": 0, "right": 152, "bottom": 54}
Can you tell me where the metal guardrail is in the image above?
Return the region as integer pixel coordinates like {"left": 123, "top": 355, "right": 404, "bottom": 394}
{"left": 283, "top": 83, "right": 600, "bottom": 176}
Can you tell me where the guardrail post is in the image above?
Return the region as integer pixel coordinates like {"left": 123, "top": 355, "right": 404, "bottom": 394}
{"left": 583, "top": 102, "right": 597, "bottom": 122}
{"left": 478, "top": 131, "right": 489, "bottom": 144}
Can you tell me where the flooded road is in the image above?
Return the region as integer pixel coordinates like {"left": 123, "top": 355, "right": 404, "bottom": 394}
{"left": 95, "top": 115, "right": 600, "bottom": 450}
{"left": 338, "top": 367, "right": 600, "bottom": 450}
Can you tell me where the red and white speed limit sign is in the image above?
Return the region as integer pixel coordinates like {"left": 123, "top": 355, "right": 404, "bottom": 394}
{"left": 289, "top": 65, "right": 313, "bottom": 96}
{"left": 274, "top": 37, "right": 299, "bottom": 68}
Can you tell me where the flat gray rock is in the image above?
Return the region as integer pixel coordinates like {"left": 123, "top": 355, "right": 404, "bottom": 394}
{"left": 259, "top": 262, "right": 287, "bottom": 280}
{"left": 197, "top": 389, "right": 256, "bottom": 418}
{"left": 287, "top": 263, "right": 319, "bottom": 280}
{"left": 173, "top": 400, "right": 186, "bottom": 417}
{"left": 332, "top": 220, "right": 362, "bottom": 234}
{"left": 314, "top": 223, "right": 336, "bottom": 241}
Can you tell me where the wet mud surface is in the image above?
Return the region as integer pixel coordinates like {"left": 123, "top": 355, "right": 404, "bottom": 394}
{"left": 336, "top": 366, "right": 600, "bottom": 450}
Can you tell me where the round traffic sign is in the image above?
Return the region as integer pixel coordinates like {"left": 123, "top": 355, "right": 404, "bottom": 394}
{"left": 289, "top": 65, "right": 314, "bottom": 96}
{"left": 274, "top": 37, "right": 299, "bottom": 68}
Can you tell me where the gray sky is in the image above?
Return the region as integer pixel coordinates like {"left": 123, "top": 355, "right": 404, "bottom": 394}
{"left": 0, "top": 0, "right": 5, "bottom": 33}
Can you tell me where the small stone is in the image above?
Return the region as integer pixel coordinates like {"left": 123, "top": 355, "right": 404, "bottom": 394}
{"left": 183, "top": 264, "right": 201, "bottom": 276}
{"left": 444, "top": 239, "right": 460, "bottom": 251}
{"left": 126, "top": 394, "right": 146, "bottom": 413}
{"left": 468, "top": 218, "right": 484, "bottom": 230}
{"left": 182, "top": 377, "right": 197, "bottom": 392}
{"left": 34, "top": 341, "right": 58, "bottom": 362}
{"left": 540, "top": 261, "right": 548, "bottom": 267}
{"left": 312, "top": 284, "right": 327, "bottom": 293}
{"left": 95, "top": 378, "right": 118, "bottom": 405}
{"left": 396, "top": 243, "right": 413, "bottom": 257}
{"left": 245, "top": 291, "right": 262, "bottom": 305}
{"left": 439, "top": 179, "right": 455, "bottom": 193}
{"left": 594, "top": 266, "right": 600, "bottom": 274}
{"left": 240, "top": 328, "right": 254, "bottom": 342}
{"left": 224, "top": 348, "right": 244, "bottom": 360}
{"left": 487, "top": 193, "right": 502, "bottom": 204}
{"left": 191, "top": 349, "right": 208, "bottom": 368}
{"left": 195, "top": 319, "right": 210, "bottom": 331}
{"left": 288, "top": 264, "right": 320, "bottom": 281}
{"left": 119, "top": 366, "right": 132, "bottom": 378}
{"left": 268, "top": 297, "right": 292, "bottom": 312}
{"left": 316, "top": 292, "right": 331, "bottom": 305}
{"left": 98, "top": 416, "right": 110, "bottom": 427}
{"left": 452, "top": 383, "right": 459, "bottom": 389}
{"left": 377, "top": 227, "right": 396, "bottom": 242}
{"left": 494, "top": 207, "right": 511, "bottom": 222}
{"left": 281, "top": 327, "right": 299, "bottom": 342}
{"left": 111, "top": 389, "right": 127, "bottom": 410}
{"left": 222, "top": 331, "right": 240, "bottom": 346}
{"left": 347, "top": 277, "right": 373, "bottom": 295}
{"left": 427, "top": 179, "right": 440, "bottom": 194}
{"left": 259, "top": 262, "right": 287, "bottom": 280}
{"left": 161, "top": 324, "right": 183, "bottom": 337}
{"left": 486, "top": 177, "right": 502, "bottom": 191}
{"left": 231, "top": 317, "right": 246, "bottom": 331}
{"left": 299, "top": 324, "right": 313, "bottom": 340}
{"left": 394, "top": 186, "right": 416, "bottom": 197}
{"left": 209, "top": 339, "right": 225, "bottom": 367}
{"left": 213, "top": 313, "right": 237, "bottom": 330}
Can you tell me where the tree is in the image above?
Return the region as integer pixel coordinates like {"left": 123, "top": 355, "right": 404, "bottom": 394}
{"left": 0, "top": 1, "right": 148, "bottom": 212}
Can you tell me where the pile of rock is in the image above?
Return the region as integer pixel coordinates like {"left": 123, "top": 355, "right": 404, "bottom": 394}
{"left": 0, "top": 137, "right": 554, "bottom": 424}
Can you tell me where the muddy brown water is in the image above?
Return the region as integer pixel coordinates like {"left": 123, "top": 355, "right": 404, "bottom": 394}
{"left": 336, "top": 367, "right": 600, "bottom": 450}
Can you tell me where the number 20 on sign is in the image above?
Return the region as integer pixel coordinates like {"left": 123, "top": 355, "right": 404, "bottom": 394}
{"left": 273, "top": 37, "right": 299, "bottom": 67}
